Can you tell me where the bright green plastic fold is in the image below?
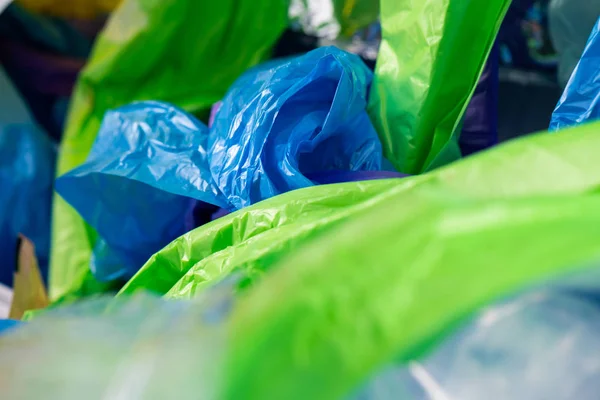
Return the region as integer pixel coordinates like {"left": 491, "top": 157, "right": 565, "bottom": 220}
{"left": 368, "top": 0, "right": 511, "bottom": 174}
{"left": 122, "top": 122, "right": 600, "bottom": 299}
{"left": 49, "top": 0, "right": 289, "bottom": 300}
{"left": 121, "top": 121, "right": 600, "bottom": 399}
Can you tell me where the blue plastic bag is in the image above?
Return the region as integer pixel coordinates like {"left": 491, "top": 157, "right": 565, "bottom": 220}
{"left": 550, "top": 17, "right": 600, "bottom": 131}
{"left": 56, "top": 46, "right": 383, "bottom": 281}
{"left": 210, "top": 46, "right": 382, "bottom": 209}
{"left": 0, "top": 125, "right": 55, "bottom": 287}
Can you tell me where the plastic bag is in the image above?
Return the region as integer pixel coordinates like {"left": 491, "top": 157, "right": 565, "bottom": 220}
{"left": 550, "top": 17, "right": 600, "bottom": 131}
{"left": 0, "top": 125, "right": 55, "bottom": 287}
{"left": 367, "top": 0, "right": 511, "bottom": 173}
{"left": 210, "top": 46, "right": 382, "bottom": 209}
{"left": 49, "top": 0, "right": 289, "bottom": 299}
{"left": 122, "top": 120, "right": 600, "bottom": 299}
{"left": 116, "top": 121, "right": 600, "bottom": 399}
{"left": 354, "top": 290, "right": 600, "bottom": 400}
{"left": 56, "top": 47, "right": 383, "bottom": 281}
{"left": 8, "top": 125, "right": 600, "bottom": 399}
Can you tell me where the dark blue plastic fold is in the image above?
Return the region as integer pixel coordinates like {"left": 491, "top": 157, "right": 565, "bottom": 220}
{"left": 0, "top": 125, "right": 55, "bottom": 286}
{"left": 550, "top": 18, "right": 600, "bottom": 131}
{"left": 56, "top": 46, "right": 383, "bottom": 281}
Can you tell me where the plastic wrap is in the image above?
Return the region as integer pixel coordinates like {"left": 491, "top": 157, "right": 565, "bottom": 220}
{"left": 550, "top": 17, "right": 600, "bottom": 131}
{"left": 210, "top": 46, "right": 382, "bottom": 209}
{"left": 354, "top": 290, "right": 600, "bottom": 400}
{"left": 367, "top": 0, "right": 511, "bottom": 173}
{"left": 0, "top": 125, "right": 55, "bottom": 287}
{"left": 49, "top": 0, "right": 289, "bottom": 299}
{"left": 56, "top": 47, "right": 383, "bottom": 281}
{"left": 122, "top": 121, "right": 600, "bottom": 301}
{"left": 55, "top": 102, "right": 214, "bottom": 281}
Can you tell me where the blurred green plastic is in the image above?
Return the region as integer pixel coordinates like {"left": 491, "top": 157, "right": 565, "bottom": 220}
{"left": 368, "top": 0, "right": 511, "bottom": 174}
{"left": 49, "top": 0, "right": 289, "bottom": 300}
{"left": 118, "top": 122, "right": 600, "bottom": 398}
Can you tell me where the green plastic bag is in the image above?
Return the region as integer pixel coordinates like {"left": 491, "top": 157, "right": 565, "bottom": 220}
{"left": 49, "top": 0, "right": 289, "bottom": 300}
{"left": 368, "top": 0, "right": 511, "bottom": 173}
{"left": 122, "top": 121, "right": 600, "bottom": 300}
{"left": 118, "top": 122, "right": 600, "bottom": 399}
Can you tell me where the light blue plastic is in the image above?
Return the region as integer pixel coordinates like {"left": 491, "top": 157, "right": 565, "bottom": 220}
{"left": 0, "top": 125, "right": 55, "bottom": 287}
{"left": 56, "top": 46, "right": 383, "bottom": 281}
{"left": 550, "top": 17, "right": 600, "bottom": 131}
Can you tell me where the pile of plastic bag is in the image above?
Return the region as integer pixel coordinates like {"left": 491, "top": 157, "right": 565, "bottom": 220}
{"left": 3, "top": 0, "right": 600, "bottom": 398}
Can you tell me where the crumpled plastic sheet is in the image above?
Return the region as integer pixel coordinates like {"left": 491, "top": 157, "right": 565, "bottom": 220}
{"left": 50, "top": 0, "right": 289, "bottom": 300}
{"left": 367, "top": 0, "right": 511, "bottom": 173}
{"left": 116, "top": 121, "right": 600, "bottom": 399}
{"left": 210, "top": 46, "right": 382, "bottom": 210}
{"left": 550, "top": 17, "right": 600, "bottom": 131}
{"left": 0, "top": 124, "right": 55, "bottom": 287}
{"left": 56, "top": 46, "right": 383, "bottom": 281}
{"left": 353, "top": 289, "right": 600, "bottom": 400}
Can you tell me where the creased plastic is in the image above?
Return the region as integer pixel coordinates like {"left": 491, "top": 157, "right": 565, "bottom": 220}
{"left": 7, "top": 125, "right": 600, "bottom": 399}
{"left": 120, "top": 121, "right": 600, "bottom": 399}
{"left": 550, "top": 17, "right": 600, "bottom": 131}
{"left": 56, "top": 47, "right": 383, "bottom": 281}
{"left": 210, "top": 46, "right": 382, "bottom": 209}
{"left": 367, "top": 0, "right": 511, "bottom": 173}
{"left": 122, "top": 121, "right": 600, "bottom": 303}
{"left": 49, "top": 0, "right": 289, "bottom": 300}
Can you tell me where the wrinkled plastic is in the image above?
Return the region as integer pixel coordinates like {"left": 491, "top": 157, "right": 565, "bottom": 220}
{"left": 0, "top": 124, "right": 55, "bottom": 287}
{"left": 549, "top": 0, "right": 600, "bottom": 88}
{"left": 56, "top": 47, "right": 383, "bottom": 281}
{"left": 354, "top": 290, "right": 600, "bottom": 400}
{"left": 117, "top": 122, "right": 600, "bottom": 399}
{"left": 368, "top": 0, "right": 511, "bottom": 173}
{"left": 550, "top": 17, "right": 600, "bottom": 131}
{"left": 210, "top": 46, "right": 382, "bottom": 209}
{"left": 8, "top": 125, "right": 600, "bottom": 399}
{"left": 50, "top": 0, "right": 289, "bottom": 300}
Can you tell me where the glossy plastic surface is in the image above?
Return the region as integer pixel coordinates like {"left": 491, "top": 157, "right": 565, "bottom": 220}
{"left": 550, "top": 18, "right": 600, "bottom": 131}
{"left": 367, "top": 0, "right": 511, "bottom": 173}
{"left": 56, "top": 47, "right": 383, "bottom": 281}
{"left": 210, "top": 46, "right": 382, "bottom": 210}
{"left": 49, "top": 0, "right": 289, "bottom": 299}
